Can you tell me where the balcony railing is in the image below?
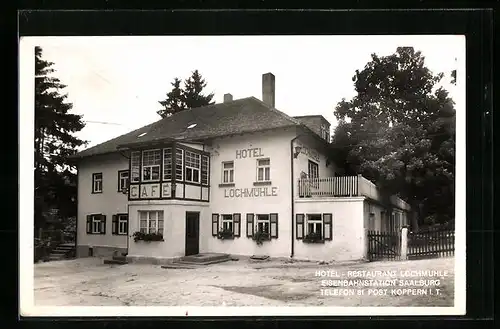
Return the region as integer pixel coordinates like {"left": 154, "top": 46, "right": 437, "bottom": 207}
{"left": 297, "top": 175, "right": 380, "bottom": 200}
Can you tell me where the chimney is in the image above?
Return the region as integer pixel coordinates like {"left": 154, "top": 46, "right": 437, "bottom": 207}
{"left": 223, "top": 93, "right": 233, "bottom": 103}
{"left": 262, "top": 73, "right": 275, "bottom": 108}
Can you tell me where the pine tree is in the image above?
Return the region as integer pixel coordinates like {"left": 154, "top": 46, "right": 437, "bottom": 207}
{"left": 35, "top": 46, "right": 86, "bottom": 229}
{"left": 157, "top": 70, "right": 214, "bottom": 118}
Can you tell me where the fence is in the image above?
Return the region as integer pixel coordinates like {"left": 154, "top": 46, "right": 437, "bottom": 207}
{"left": 367, "top": 230, "right": 401, "bottom": 261}
{"left": 367, "top": 227, "right": 455, "bottom": 261}
{"left": 407, "top": 227, "right": 455, "bottom": 260}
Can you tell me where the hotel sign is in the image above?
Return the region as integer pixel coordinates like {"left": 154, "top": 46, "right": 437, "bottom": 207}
{"left": 296, "top": 142, "right": 320, "bottom": 162}
{"left": 130, "top": 183, "right": 171, "bottom": 199}
{"left": 224, "top": 186, "right": 278, "bottom": 198}
{"left": 235, "top": 147, "right": 265, "bottom": 159}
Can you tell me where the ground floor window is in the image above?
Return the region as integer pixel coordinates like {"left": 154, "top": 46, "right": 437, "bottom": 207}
{"left": 112, "top": 214, "right": 128, "bottom": 235}
{"left": 212, "top": 213, "right": 241, "bottom": 238}
{"left": 245, "top": 213, "right": 278, "bottom": 239}
{"left": 86, "top": 214, "right": 106, "bottom": 234}
{"left": 256, "top": 214, "right": 270, "bottom": 234}
{"left": 139, "top": 211, "right": 164, "bottom": 235}
{"left": 296, "top": 213, "right": 332, "bottom": 241}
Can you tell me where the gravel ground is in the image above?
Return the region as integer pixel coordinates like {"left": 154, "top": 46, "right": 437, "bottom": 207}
{"left": 34, "top": 256, "right": 455, "bottom": 307}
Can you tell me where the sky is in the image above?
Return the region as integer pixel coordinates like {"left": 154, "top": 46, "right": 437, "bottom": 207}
{"left": 32, "top": 35, "right": 464, "bottom": 149}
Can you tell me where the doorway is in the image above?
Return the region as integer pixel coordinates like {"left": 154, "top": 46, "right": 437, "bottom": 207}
{"left": 185, "top": 211, "right": 200, "bottom": 256}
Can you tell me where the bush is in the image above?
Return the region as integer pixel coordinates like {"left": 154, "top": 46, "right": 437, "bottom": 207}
{"left": 217, "top": 227, "right": 234, "bottom": 240}
{"left": 252, "top": 230, "right": 270, "bottom": 245}
{"left": 303, "top": 231, "right": 323, "bottom": 243}
{"left": 133, "top": 231, "right": 163, "bottom": 242}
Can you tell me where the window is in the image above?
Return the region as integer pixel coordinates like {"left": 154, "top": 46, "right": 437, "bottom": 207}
{"left": 92, "top": 173, "right": 103, "bottom": 193}
{"left": 306, "top": 214, "right": 323, "bottom": 237}
{"left": 222, "top": 161, "right": 234, "bottom": 183}
{"left": 163, "top": 148, "right": 172, "bottom": 180}
{"left": 201, "top": 155, "right": 209, "bottom": 185}
{"left": 139, "top": 211, "right": 164, "bottom": 235}
{"left": 296, "top": 213, "right": 332, "bottom": 240}
{"left": 185, "top": 150, "right": 201, "bottom": 183}
{"left": 222, "top": 214, "right": 233, "bottom": 232}
{"left": 130, "top": 151, "right": 140, "bottom": 183}
{"left": 256, "top": 158, "right": 271, "bottom": 182}
{"left": 245, "top": 213, "right": 278, "bottom": 238}
{"left": 175, "top": 149, "right": 184, "bottom": 181}
{"left": 212, "top": 213, "right": 241, "bottom": 237}
{"left": 112, "top": 214, "right": 128, "bottom": 235}
{"left": 86, "top": 214, "right": 106, "bottom": 234}
{"left": 118, "top": 170, "right": 129, "bottom": 192}
{"left": 142, "top": 149, "right": 161, "bottom": 182}
{"left": 308, "top": 160, "right": 319, "bottom": 179}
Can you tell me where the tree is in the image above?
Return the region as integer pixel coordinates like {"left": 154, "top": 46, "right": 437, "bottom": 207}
{"left": 157, "top": 70, "right": 214, "bottom": 118}
{"left": 35, "top": 46, "right": 86, "bottom": 229}
{"left": 332, "top": 47, "right": 455, "bottom": 229}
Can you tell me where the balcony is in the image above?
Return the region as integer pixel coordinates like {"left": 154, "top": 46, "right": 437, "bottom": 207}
{"left": 297, "top": 175, "right": 380, "bottom": 200}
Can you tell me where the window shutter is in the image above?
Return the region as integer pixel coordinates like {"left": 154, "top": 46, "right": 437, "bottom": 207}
{"left": 124, "top": 215, "right": 129, "bottom": 235}
{"left": 112, "top": 215, "right": 118, "bottom": 235}
{"left": 101, "top": 215, "right": 107, "bottom": 235}
{"left": 212, "top": 214, "right": 219, "bottom": 236}
{"left": 270, "top": 213, "right": 278, "bottom": 238}
{"left": 246, "top": 214, "right": 254, "bottom": 237}
{"left": 296, "top": 214, "right": 304, "bottom": 239}
{"left": 323, "top": 213, "right": 333, "bottom": 240}
{"left": 233, "top": 213, "right": 241, "bottom": 237}
{"left": 86, "top": 215, "right": 92, "bottom": 234}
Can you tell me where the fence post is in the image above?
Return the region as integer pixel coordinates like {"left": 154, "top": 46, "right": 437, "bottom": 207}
{"left": 400, "top": 226, "right": 408, "bottom": 260}
{"left": 363, "top": 228, "right": 369, "bottom": 260}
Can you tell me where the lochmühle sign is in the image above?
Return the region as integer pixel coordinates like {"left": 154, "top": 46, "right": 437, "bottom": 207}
{"left": 224, "top": 147, "right": 278, "bottom": 198}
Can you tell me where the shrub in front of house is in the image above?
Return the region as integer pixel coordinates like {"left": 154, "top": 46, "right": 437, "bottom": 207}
{"left": 303, "top": 231, "right": 324, "bottom": 243}
{"left": 217, "top": 227, "right": 234, "bottom": 240}
{"left": 252, "top": 230, "right": 271, "bottom": 245}
{"left": 133, "top": 231, "right": 163, "bottom": 242}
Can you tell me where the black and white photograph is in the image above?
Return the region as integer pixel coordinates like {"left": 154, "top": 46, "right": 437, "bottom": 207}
{"left": 19, "top": 34, "right": 465, "bottom": 316}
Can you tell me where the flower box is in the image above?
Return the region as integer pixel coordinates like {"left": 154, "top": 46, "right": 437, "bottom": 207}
{"left": 217, "top": 228, "right": 234, "bottom": 240}
{"left": 252, "top": 230, "right": 271, "bottom": 245}
{"left": 303, "top": 232, "right": 324, "bottom": 244}
{"left": 133, "top": 231, "right": 164, "bottom": 242}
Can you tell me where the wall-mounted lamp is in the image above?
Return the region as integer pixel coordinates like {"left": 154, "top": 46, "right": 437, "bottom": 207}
{"left": 293, "top": 146, "right": 302, "bottom": 158}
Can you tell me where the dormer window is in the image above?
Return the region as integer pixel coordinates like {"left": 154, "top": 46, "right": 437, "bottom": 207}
{"left": 320, "top": 124, "right": 330, "bottom": 142}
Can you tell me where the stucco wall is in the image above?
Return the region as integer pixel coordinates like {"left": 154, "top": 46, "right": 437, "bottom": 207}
{"left": 294, "top": 197, "right": 366, "bottom": 261}
{"left": 363, "top": 200, "right": 387, "bottom": 232}
{"left": 77, "top": 153, "right": 129, "bottom": 256}
{"left": 205, "top": 128, "right": 296, "bottom": 258}
{"left": 127, "top": 201, "right": 210, "bottom": 260}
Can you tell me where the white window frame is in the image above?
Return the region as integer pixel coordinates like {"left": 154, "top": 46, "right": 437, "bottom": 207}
{"left": 306, "top": 214, "right": 323, "bottom": 238}
{"left": 256, "top": 158, "right": 271, "bottom": 182}
{"left": 185, "top": 150, "right": 201, "bottom": 184}
{"left": 163, "top": 148, "right": 173, "bottom": 181}
{"left": 118, "top": 170, "right": 129, "bottom": 192}
{"left": 118, "top": 214, "right": 128, "bottom": 235}
{"left": 221, "top": 214, "right": 234, "bottom": 232}
{"left": 130, "top": 151, "right": 141, "bottom": 183}
{"left": 222, "top": 161, "right": 234, "bottom": 183}
{"left": 92, "top": 173, "right": 103, "bottom": 193}
{"left": 320, "top": 124, "right": 329, "bottom": 141}
{"left": 308, "top": 160, "right": 319, "bottom": 179}
{"left": 256, "top": 214, "right": 270, "bottom": 234}
{"left": 175, "top": 149, "right": 184, "bottom": 181}
{"left": 201, "top": 155, "right": 209, "bottom": 186}
{"left": 91, "top": 215, "right": 102, "bottom": 234}
{"left": 141, "top": 149, "right": 161, "bottom": 182}
{"left": 139, "top": 210, "right": 164, "bottom": 235}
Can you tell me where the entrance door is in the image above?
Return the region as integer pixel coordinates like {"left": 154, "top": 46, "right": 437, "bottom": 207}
{"left": 185, "top": 212, "right": 200, "bottom": 256}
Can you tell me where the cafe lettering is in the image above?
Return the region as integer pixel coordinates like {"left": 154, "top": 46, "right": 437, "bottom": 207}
{"left": 224, "top": 186, "right": 278, "bottom": 198}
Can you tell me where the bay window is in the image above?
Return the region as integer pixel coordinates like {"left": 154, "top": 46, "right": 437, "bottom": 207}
{"left": 142, "top": 149, "right": 161, "bottom": 182}
{"left": 185, "top": 150, "right": 201, "bottom": 183}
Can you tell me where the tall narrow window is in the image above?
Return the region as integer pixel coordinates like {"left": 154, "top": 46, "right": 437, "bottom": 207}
{"left": 185, "top": 150, "right": 201, "bottom": 183}
{"left": 118, "top": 170, "right": 129, "bottom": 192}
{"left": 92, "top": 173, "right": 103, "bottom": 193}
{"left": 163, "top": 148, "right": 173, "bottom": 180}
{"left": 222, "top": 161, "right": 234, "bottom": 183}
{"left": 201, "top": 155, "right": 209, "bottom": 185}
{"left": 256, "top": 158, "right": 271, "bottom": 182}
{"left": 175, "top": 149, "right": 184, "bottom": 181}
{"left": 221, "top": 214, "right": 233, "bottom": 232}
{"left": 308, "top": 160, "right": 319, "bottom": 179}
{"left": 130, "top": 151, "right": 140, "bottom": 183}
{"left": 142, "top": 149, "right": 161, "bottom": 182}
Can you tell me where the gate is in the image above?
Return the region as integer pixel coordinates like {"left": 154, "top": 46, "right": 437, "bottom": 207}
{"left": 367, "top": 230, "right": 401, "bottom": 261}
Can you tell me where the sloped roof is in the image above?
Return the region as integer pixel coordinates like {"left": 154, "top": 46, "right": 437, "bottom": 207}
{"left": 72, "top": 97, "right": 305, "bottom": 159}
